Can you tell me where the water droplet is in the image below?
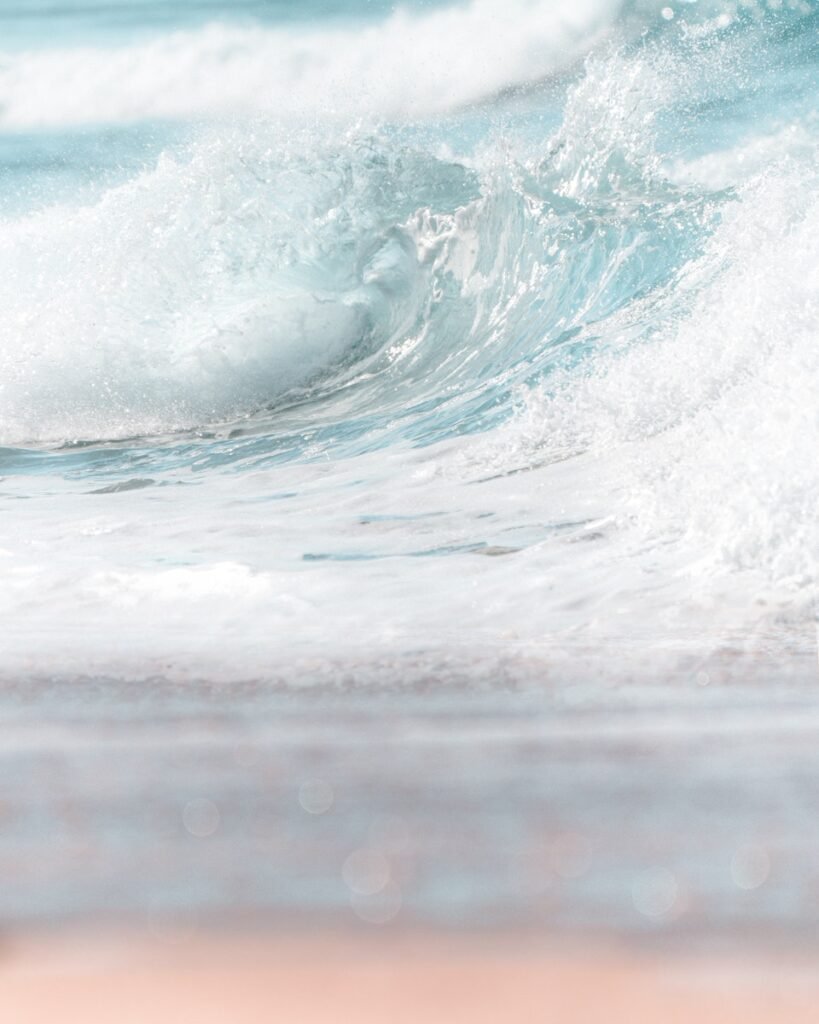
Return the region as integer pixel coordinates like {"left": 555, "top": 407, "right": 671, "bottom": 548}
{"left": 182, "top": 798, "right": 220, "bottom": 838}
{"left": 731, "top": 844, "right": 770, "bottom": 890}
{"left": 351, "top": 881, "right": 402, "bottom": 925}
{"left": 299, "top": 778, "right": 334, "bottom": 815}
{"left": 633, "top": 867, "right": 678, "bottom": 918}
{"left": 342, "top": 848, "right": 390, "bottom": 895}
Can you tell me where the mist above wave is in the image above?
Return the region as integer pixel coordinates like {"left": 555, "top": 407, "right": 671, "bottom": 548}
{"left": 0, "top": 17, "right": 816, "bottom": 677}
{"left": 0, "top": 0, "right": 624, "bottom": 129}
{"left": 483, "top": 148, "right": 819, "bottom": 594}
{"left": 0, "top": 132, "right": 471, "bottom": 442}
{"left": 0, "top": 62, "right": 711, "bottom": 448}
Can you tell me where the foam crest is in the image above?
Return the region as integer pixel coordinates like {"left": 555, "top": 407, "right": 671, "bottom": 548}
{"left": 0, "top": 131, "right": 478, "bottom": 443}
{"left": 498, "top": 153, "right": 819, "bottom": 594}
{"left": 0, "top": 51, "right": 707, "bottom": 448}
{"left": 0, "top": 14, "right": 817, "bottom": 677}
{"left": 0, "top": 0, "right": 623, "bottom": 129}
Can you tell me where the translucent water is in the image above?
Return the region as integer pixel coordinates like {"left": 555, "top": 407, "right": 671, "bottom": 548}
{"left": 0, "top": 0, "right": 818, "bottom": 933}
{"left": 0, "top": 0, "right": 816, "bottom": 682}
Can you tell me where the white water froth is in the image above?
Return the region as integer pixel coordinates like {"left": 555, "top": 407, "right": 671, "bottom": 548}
{"left": 0, "top": 43, "right": 816, "bottom": 680}
{"left": 492, "top": 153, "right": 819, "bottom": 595}
{"left": 0, "top": 0, "right": 622, "bottom": 128}
{"left": 0, "top": 130, "right": 469, "bottom": 443}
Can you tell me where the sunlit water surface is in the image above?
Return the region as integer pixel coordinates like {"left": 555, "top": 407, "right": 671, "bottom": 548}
{"left": 0, "top": 0, "right": 817, "bottom": 932}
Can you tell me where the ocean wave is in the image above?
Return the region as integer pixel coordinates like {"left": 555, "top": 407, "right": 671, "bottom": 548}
{"left": 487, "top": 150, "right": 819, "bottom": 592}
{"left": 0, "top": 0, "right": 625, "bottom": 129}
{"left": 0, "top": 48, "right": 711, "bottom": 447}
{"left": 0, "top": 131, "right": 474, "bottom": 442}
{"left": 0, "top": 23, "right": 816, "bottom": 677}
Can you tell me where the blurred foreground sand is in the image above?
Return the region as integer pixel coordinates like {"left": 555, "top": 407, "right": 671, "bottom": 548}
{"left": 2, "top": 931, "right": 818, "bottom": 1023}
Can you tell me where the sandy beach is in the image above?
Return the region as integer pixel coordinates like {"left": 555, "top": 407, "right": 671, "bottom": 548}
{"left": 3, "top": 930, "right": 819, "bottom": 1023}
{"left": 2, "top": 2, "right": 817, "bottom": 1018}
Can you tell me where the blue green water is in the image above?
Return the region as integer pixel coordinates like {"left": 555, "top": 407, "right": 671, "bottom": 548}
{"left": 0, "top": 0, "right": 817, "bottom": 933}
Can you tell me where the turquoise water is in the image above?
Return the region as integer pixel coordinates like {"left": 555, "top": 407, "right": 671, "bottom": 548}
{"left": 0, "top": 0, "right": 401, "bottom": 48}
{"left": 0, "top": 0, "right": 816, "bottom": 680}
{"left": 0, "top": 0, "right": 817, "bottom": 934}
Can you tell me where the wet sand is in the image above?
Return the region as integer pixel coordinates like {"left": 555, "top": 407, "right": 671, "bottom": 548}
{"left": 2, "top": 930, "right": 819, "bottom": 1023}
{"left": 3, "top": 638, "right": 817, "bottom": 1019}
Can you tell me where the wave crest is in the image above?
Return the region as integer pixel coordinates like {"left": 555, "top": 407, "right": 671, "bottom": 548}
{"left": 0, "top": 0, "right": 624, "bottom": 129}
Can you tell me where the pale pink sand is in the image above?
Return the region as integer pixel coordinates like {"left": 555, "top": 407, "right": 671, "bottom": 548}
{"left": 2, "top": 931, "right": 818, "bottom": 1023}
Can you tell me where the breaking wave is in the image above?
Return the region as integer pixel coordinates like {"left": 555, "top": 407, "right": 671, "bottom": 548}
{"left": 0, "top": 0, "right": 625, "bottom": 128}
{"left": 0, "top": 0, "right": 817, "bottom": 677}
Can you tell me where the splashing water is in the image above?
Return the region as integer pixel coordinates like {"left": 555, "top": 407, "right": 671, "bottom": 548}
{"left": 0, "top": 0, "right": 817, "bottom": 681}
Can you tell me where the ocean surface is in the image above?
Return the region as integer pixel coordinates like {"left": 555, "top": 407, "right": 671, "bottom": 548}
{"left": 1, "top": 0, "right": 818, "bottom": 933}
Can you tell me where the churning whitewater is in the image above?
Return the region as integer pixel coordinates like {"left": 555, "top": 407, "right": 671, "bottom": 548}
{"left": 0, "top": 0, "right": 816, "bottom": 680}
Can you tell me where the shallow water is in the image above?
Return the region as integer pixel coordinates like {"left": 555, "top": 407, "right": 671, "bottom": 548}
{"left": 1, "top": 1, "right": 817, "bottom": 680}
{"left": 2, "top": 644, "right": 817, "bottom": 933}
{"left": 1, "top": 0, "right": 818, "bottom": 929}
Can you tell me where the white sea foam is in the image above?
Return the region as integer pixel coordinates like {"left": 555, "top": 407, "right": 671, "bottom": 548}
{"left": 0, "top": 130, "right": 469, "bottom": 442}
{"left": 491, "top": 154, "right": 819, "bottom": 595}
{"left": 0, "top": 27, "right": 816, "bottom": 681}
{"left": 0, "top": 0, "right": 623, "bottom": 129}
{"left": 452, "top": 41, "right": 819, "bottom": 601}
